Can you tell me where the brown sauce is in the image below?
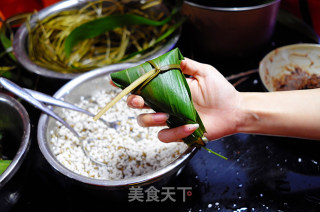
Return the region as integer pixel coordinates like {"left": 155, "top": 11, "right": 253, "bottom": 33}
{"left": 272, "top": 67, "right": 320, "bottom": 91}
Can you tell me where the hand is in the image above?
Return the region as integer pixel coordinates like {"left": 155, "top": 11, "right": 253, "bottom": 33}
{"left": 127, "top": 58, "right": 242, "bottom": 142}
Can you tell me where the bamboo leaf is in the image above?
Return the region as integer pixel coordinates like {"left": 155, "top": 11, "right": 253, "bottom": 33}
{"left": 0, "top": 13, "right": 29, "bottom": 62}
{"left": 0, "top": 66, "right": 16, "bottom": 76}
{"left": 110, "top": 48, "right": 206, "bottom": 146}
{"left": 28, "top": 1, "right": 180, "bottom": 73}
{"left": 0, "top": 160, "right": 11, "bottom": 175}
{"left": 94, "top": 68, "right": 157, "bottom": 121}
{"left": 0, "top": 25, "right": 16, "bottom": 61}
{"left": 202, "top": 146, "right": 228, "bottom": 160}
{"left": 64, "top": 9, "right": 177, "bottom": 57}
{"left": 120, "top": 18, "right": 185, "bottom": 62}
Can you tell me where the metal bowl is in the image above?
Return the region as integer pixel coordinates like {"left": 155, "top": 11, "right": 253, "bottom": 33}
{"left": 37, "top": 63, "right": 197, "bottom": 191}
{"left": 259, "top": 43, "right": 320, "bottom": 91}
{"left": 0, "top": 93, "right": 31, "bottom": 210}
{"left": 13, "top": 0, "right": 180, "bottom": 80}
{"left": 181, "top": 0, "right": 280, "bottom": 59}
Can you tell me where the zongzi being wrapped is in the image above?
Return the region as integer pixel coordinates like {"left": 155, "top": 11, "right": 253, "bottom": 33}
{"left": 94, "top": 48, "right": 206, "bottom": 147}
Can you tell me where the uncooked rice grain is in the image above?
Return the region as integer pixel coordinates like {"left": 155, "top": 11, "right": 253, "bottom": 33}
{"left": 49, "top": 87, "right": 188, "bottom": 180}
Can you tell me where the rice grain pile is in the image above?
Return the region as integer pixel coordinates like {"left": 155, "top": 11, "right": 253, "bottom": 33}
{"left": 49, "top": 87, "right": 187, "bottom": 180}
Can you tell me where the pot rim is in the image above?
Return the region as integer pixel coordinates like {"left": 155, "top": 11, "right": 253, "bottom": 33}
{"left": 0, "top": 93, "right": 31, "bottom": 188}
{"left": 184, "top": 0, "right": 281, "bottom": 12}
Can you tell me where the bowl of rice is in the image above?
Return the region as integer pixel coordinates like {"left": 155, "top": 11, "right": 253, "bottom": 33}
{"left": 37, "top": 63, "right": 197, "bottom": 190}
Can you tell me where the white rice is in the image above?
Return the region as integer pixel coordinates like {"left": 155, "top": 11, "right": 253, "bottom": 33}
{"left": 49, "top": 87, "right": 187, "bottom": 180}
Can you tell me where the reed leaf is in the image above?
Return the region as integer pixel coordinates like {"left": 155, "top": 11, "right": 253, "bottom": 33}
{"left": 28, "top": 1, "right": 181, "bottom": 73}
{"left": 64, "top": 8, "right": 177, "bottom": 57}
{"left": 0, "top": 23, "right": 15, "bottom": 61}
{"left": 110, "top": 48, "right": 206, "bottom": 146}
{"left": 120, "top": 17, "right": 185, "bottom": 62}
{"left": 0, "top": 13, "right": 29, "bottom": 61}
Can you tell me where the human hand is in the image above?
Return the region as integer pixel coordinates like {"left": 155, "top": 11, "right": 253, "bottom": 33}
{"left": 127, "top": 58, "right": 242, "bottom": 142}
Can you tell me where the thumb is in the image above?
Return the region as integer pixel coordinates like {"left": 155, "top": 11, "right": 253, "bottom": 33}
{"left": 180, "top": 58, "right": 210, "bottom": 78}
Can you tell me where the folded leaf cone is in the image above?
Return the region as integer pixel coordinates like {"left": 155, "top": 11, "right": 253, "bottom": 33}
{"left": 111, "top": 48, "right": 206, "bottom": 146}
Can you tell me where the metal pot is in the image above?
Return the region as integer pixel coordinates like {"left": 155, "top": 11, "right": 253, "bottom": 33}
{"left": 13, "top": 0, "right": 180, "bottom": 80}
{"left": 181, "top": 0, "right": 281, "bottom": 59}
{"left": 0, "top": 93, "right": 31, "bottom": 211}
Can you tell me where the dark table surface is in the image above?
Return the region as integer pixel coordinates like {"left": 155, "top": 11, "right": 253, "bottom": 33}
{"left": 4, "top": 14, "right": 320, "bottom": 212}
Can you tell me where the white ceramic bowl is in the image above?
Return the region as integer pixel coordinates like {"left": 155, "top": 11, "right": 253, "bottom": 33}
{"left": 259, "top": 43, "right": 320, "bottom": 91}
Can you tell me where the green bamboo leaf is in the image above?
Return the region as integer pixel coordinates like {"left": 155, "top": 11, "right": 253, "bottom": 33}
{"left": 0, "top": 13, "right": 30, "bottom": 62}
{"left": 0, "top": 66, "right": 16, "bottom": 76}
{"left": 202, "top": 146, "right": 228, "bottom": 160}
{"left": 64, "top": 9, "right": 177, "bottom": 57}
{"left": 0, "top": 26, "right": 15, "bottom": 61}
{"left": 0, "top": 160, "right": 11, "bottom": 175}
{"left": 111, "top": 48, "right": 206, "bottom": 146}
{"left": 120, "top": 18, "right": 185, "bottom": 62}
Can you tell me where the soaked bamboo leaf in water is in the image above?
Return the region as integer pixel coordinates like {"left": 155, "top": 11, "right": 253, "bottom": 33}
{"left": 27, "top": 0, "right": 181, "bottom": 74}
{"left": 64, "top": 8, "right": 177, "bottom": 57}
{"left": 120, "top": 17, "right": 185, "bottom": 62}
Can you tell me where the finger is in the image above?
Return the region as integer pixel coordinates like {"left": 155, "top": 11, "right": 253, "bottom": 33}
{"left": 158, "top": 124, "right": 199, "bottom": 143}
{"left": 109, "top": 79, "right": 118, "bottom": 88}
{"left": 180, "top": 58, "right": 213, "bottom": 78}
{"left": 127, "top": 95, "right": 149, "bottom": 109}
{"left": 137, "top": 113, "right": 169, "bottom": 127}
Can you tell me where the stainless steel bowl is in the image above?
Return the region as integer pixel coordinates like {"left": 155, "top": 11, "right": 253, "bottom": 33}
{"left": 0, "top": 93, "right": 31, "bottom": 210}
{"left": 182, "top": 0, "right": 281, "bottom": 59}
{"left": 37, "top": 63, "right": 197, "bottom": 190}
{"left": 13, "top": 0, "right": 180, "bottom": 80}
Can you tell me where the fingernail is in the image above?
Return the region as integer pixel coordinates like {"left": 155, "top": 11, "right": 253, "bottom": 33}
{"left": 185, "top": 124, "right": 199, "bottom": 133}
{"left": 131, "top": 97, "right": 141, "bottom": 107}
{"left": 152, "top": 113, "right": 169, "bottom": 123}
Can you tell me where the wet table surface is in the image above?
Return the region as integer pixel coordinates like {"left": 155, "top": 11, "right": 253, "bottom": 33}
{"left": 6, "top": 18, "right": 320, "bottom": 212}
